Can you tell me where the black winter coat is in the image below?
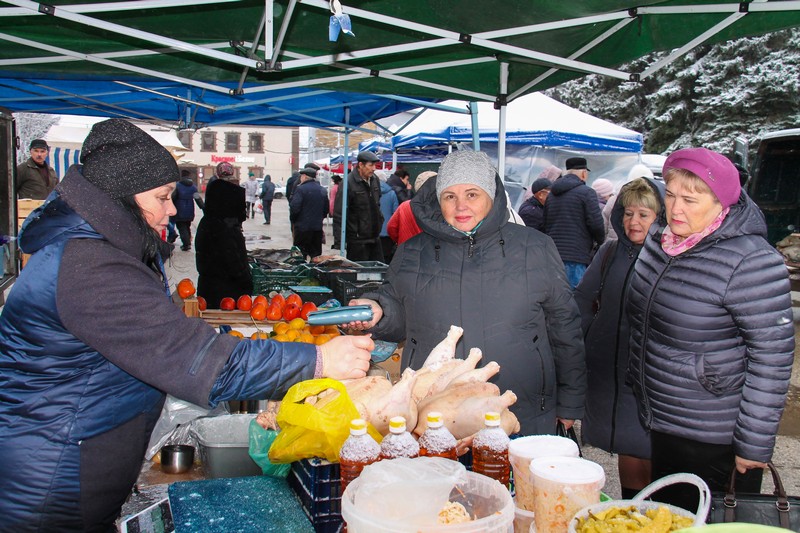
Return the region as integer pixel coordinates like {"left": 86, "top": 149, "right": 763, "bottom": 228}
{"left": 388, "top": 173, "right": 413, "bottom": 203}
{"left": 171, "top": 178, "right": 202, "bottom": 222}
{"left": 573, "top": 178, "right": 664, "bottom": 458}
{"left": 260, "top": 177, "right": 275, "bottom": 201}
{"left": 364, "top": 177, "right": 586, "bottom": 435}
{"left": 333, "top": 169, "right": 383, "bottom": 244}
{"left": 518, "top": 196, "right": 545, "bottom": 231}
{"left": 627, "top": 192, "right": 794, "bottom": 462}
{"left": 290, "top": 179, "right": 328, "bottom": 231}
{"left": 195, "top": 180, "right": 252, "bottom": 308}
{"left": 544, "top": 173, "right": 605, "bottom": 264}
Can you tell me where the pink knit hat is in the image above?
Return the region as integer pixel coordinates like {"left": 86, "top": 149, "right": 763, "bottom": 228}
{"left": 591, "top": 178, "right": 614, "bottom": 199}
{"left": 663, "top": 147, "right": 740, "bottom": 208}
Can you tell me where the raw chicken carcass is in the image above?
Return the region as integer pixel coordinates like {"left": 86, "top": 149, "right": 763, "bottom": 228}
{"left": 421, "top": 325, "right": 463, "bottom": 369}
{"left": 342, "top": 375, "right": 393, "bottom": 423}
{"left": 421, "top": 348, "right": 484, "bottom": 400}
{"left": 451, "top": 390, "right": 519, "bottom": 438}
{"left": 343, "top": 370, "right": 419, "bottom": 435}
{"left": 414, "top": 381, "right": 500, "bottom": 438}
{"left": 411, "top": 360, "right": 462, "bottom": 404}
{"left": 446, "top": 360, "right": 500, "bottom": 388}
{"left": 255, "top": 400, "right": 282, "bottom": 431}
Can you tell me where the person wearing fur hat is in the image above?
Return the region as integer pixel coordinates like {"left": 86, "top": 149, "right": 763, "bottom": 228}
{"left": 346, "top": 150, "right": 586, "bottom": 437}
{"left": 0, "top": 119, "right": 373, "bottom": 530}
{"left": 627, "top": 147, "right": 794, "bottom": 512}
{"left": 16, "top": 138, "right": 57, "bottom": 200}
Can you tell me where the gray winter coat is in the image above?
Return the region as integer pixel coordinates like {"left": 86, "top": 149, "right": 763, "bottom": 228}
{"left": 627, "top": 192, "right": 794, "bottom": 462}
{"left": 364, "top": 177, "right": 586, "bottom": 435}
{"left": 573, "top": 178, "right": 664, "bottom": 458}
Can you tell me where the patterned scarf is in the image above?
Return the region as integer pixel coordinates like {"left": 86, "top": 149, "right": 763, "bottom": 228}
{"left": 661, "top": 207, "right": 729, "bottom": 256}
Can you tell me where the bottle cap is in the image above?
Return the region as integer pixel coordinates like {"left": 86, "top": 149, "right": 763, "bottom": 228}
{"left": 484, "top": 411, "right": 501, "bottom": 427}
{"left": 426, "top": 411, "right": 444, "bottom": 428}
{"left": 389, "top": 416, "right": 407, "bottom": 433}
{"left": 350, "top": 418, "right": 367, "bottom": 435}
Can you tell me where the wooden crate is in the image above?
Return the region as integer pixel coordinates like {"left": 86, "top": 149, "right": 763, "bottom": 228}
{"left": 198, "top": 309, "right": 276, "bottom": 328}
{"left": 18, "top": 199, "right": 45, "bottom": 268}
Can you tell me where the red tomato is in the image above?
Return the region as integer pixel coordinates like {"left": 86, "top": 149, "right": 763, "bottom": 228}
{"left": 253, "top": 295, "right": 268, "bottom": 308}
{"left": 299, "top": 301, "right": 318, "bottom": 321}
{"left": 266, "top": 303, "right": 282, "bottom": 321}
{"left": 236, "top": 295, "right": 253, "bottom": 311}
{"left": 250, "top": 303, "right": 267, "bottom": 321}
{"left": 286, "top": 293, "right": 303, "bottom": 308}
{"left": 282, "top": 303, "right": 301, "bottom": 321}
{"left": 270, "top": 294, "right": 286, "bottom": 309}
{"left": 197, "top": 296, "right": 207, "bottom": 311}
{"left": 219, "top": 297, "right": 236, "bottom": 311}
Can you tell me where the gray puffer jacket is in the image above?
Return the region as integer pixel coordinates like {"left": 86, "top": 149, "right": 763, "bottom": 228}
{"left": 627, "top": 192, "right": 794, "bottom": 462}
{"left": 365, "top": 177, "right": 586, "bottom": 435}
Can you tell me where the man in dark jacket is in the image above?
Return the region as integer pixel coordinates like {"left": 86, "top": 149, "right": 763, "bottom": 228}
{"left": 290, "top": 167, "right": 329, "bottom": 260}
{"left": 544, "top": 157, "right": 605, "bottom": 288}
{"left": 16, "top": 138, "right": 57, "bottom": 199}
{"left": 259, "top": 174, "right": 275, "bottom": 224}
{"left": 170, "top": 170, "right": 205, "bottom": 251}
{"left": 333, "top": 151, "right": 384, "bottom": 261}
{"left": 387, "top": 168, "right": 413, "bottom": 203}
{"left": 518, "top": 177, "right": 552, "bottom": 231}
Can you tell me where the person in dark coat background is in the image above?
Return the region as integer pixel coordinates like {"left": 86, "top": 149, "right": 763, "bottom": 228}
{"left": 290, "top": 167, "right": 329, "bottom": 260}
{"left": 0, "top": 118, "right": 373, "bottom": 531}
{"left": 627, "top": 147, "right": 794, "bottom": 512}
{"left": 387, "top": 168, "right": 413, "bottom": 203}
{"left": 260, "top": 174, "right": 275, "bottom": 225}
{"left": 16, "top": 138, "right": 58, "bottom": 200}
{"left": 378, "top": 173, "right": 400, "bottom": 263}
{"left": 346, "top": 150, "right": 586, "bottom": 436}
{"left": 574, "top": 177, "right": 664, "bottom": 499}
{"left": 195, "top": 179, "right": 252, "bottom": 308}
{"left": 333, "top": 151, "right": 384, "bottom": 261}
{"left": 544, "top": 157, "right": 605, "bottom": 288}
{"left": 518, "top": 177, "right": 552, "bottom": 231}
{"left": 169, "top": 170, "right": 204, "bottom": 251}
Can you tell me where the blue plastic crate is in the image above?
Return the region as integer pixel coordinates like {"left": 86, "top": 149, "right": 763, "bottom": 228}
{"left": 287, "top": 458, "right": 343, "bottom": 533}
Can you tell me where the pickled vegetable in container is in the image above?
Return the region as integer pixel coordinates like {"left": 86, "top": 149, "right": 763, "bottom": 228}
{"left": 508, "top": 435, "right": 579, "bottom": 512}
{"left": 530, "top": 456, "right": 605, "bottom": 533}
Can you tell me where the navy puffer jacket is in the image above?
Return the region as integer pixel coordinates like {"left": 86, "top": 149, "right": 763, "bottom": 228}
{"left": 544, "top": 173, "right": 605, "bottom": 264}
{"left": 363, "top": 177, "right": 586, "bottom": 435}
{"left": 626, "top": 192, "right": 794, "bottom": 462}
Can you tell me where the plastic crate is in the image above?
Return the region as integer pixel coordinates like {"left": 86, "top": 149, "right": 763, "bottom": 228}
{"left": 312, "top": 261, "right": 388, "bottom": 287}
{"left": 191, "top": 415, "right": 262, "bottom": 479}
{"left": 251, "top": 264, "right": 318, "bottom": 295}
{"left": 287, "top": 458, "right": 343, "bottom": 533}
{"left": 332, "top": 279, "right": 384, "bottom": 305}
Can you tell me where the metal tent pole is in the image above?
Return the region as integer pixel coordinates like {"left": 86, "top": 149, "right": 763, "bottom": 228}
{"left": 469, "top": 101, "right": 480, "bottom": 151}
{"left": 497, "top": 62, "right": 508, "bottom": 180}
{"left": 339, "top": 108, "right": 351, "bottom": 256}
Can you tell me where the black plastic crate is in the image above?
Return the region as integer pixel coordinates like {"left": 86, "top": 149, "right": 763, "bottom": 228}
{"left": 287, "top": 458, "right": 343, "bottom": 533}
{"left": 332, "top": 279, "right": 384, "bottom": 305}
{"left": 312, "top": 261, "right": 388, "bottom": 287}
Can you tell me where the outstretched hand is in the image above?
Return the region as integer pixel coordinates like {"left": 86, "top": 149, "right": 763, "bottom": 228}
{"left": 344, "top": 298, "right": 383, "bottom": 330}
{"left": 319, "top": 334, "right": 374, "bottom": 380}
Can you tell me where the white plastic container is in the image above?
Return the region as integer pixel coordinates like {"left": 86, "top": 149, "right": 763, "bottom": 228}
{"left": 529, "top": 456, "right": 604, "bottom": 533}
{"left": 508, "top": 435, "right": 579, "bottom": 512}
{"left": 191, "top": 414, "right": 261, "bottom": 478}
{"left": 513, "top": 503, "right": 535, "bottom": 533}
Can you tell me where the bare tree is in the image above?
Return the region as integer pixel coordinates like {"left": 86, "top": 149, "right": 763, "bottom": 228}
{"left": 14, "top": 113, "right": 59, "bottom": 164}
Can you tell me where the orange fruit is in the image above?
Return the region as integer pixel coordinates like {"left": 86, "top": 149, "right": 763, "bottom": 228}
{"left": 219, "top": 297, "right": 236, "bottom": 311}
{"left": 288, "top": 318, "right": 306, "bottom": 330}
{"left": 272, "top": 334, "right": 290, "bottom": 342}
{"left": 298, "top": 332, "right": 315, "bottom": 344}
{"left": 284, "top": 329, "right": 300, "bottom": 342}
{"left": 309, "top": 325, "right": 326, "bottom": 336}
{"left": 314, "top": 334, "right": 332, "bottom": 345}
{"left": 228, "top": 330, "right": 244, "bottom": 338}
{"left": 250, "top": 303, "right": 267, "bottom": 321}
{"left": 177, "top": 278, "right": 196, "bottom": 299}
{"left": 273, "top": 322, "right": 290, "bottom": 335}
{"left": 324, "top": 325, "right": 340, "bottom": 334}
{"left": 250, "top": 331, "right": 269, "bottom": 340}
{"left": 197, "top": 296, "right": 207, "bottom": 311}
{"left": 237, "top": 295, "right": 253, "bottom": 311}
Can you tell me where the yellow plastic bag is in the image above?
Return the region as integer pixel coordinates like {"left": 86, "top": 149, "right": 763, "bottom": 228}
{"left": 268, "top": 378, "right": 382, "bottom": 463}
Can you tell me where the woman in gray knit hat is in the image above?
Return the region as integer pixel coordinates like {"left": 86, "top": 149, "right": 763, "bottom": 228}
{"left": 0, "top": 118, "right": 373, "bottom": 531}
{"left": 347, "top": 149, "right": 586, "bottom": 438}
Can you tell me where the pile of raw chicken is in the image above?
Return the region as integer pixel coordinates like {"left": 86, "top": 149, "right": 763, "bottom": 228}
{"left": 256, "top": 325, "right": 519, "bottom": 442}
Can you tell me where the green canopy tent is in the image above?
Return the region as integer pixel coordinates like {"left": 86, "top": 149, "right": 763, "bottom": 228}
{"left": 1, "top": 0, "right": 799, "bottom": 254}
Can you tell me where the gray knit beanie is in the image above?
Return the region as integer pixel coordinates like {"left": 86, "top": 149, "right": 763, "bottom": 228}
{"left": 435, "top": 150, "right": 497, "bottom": 199}
{"left": 80, "top": 118, "right": 179, "bottom": 199}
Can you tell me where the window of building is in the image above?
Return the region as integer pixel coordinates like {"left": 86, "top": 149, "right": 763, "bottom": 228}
{"left": 177, "top": 130, "right": 193, "bottom": 151}
{"left": 248, "top": 133, "right": 264, "bottom": 153}
{"left": 225, "top": 132, "right": 240, "bottom": 152}
{"left": 200, "top": 131, "right": 216, "bottom": 152}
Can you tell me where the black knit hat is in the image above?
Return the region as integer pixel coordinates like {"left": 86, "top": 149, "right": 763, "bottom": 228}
{"left": 80, "top": 118, "right": 179, "bottom": 199}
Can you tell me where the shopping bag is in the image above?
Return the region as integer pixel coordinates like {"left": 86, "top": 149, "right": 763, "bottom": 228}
{"left": 707, "top": 462, "right": 800, "bottom": 530}
{"left": 248, "top": 418, "right": 291, "bottom": 477}
{"left": 268, "top": 378, "right": 381, "bottom": 463}
{"left": 556, "top": 420, "right": 583, "bottom": 457}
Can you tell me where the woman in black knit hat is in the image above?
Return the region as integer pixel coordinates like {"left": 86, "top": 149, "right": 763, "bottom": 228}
{"left": 0, "top": 119, "right": 373, "bottom": 531}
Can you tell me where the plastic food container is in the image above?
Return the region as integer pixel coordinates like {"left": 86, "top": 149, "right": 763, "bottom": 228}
{"left": 529, "top": 456, "right": 605, "bottom": 533}
{"left": 513, "top": 502, "right": 535, "bottom": 533}
{"left": 191, "top": 414, "right": 262, "bottom": 478}
{"left": 508, "top": 435, "right": 579, "bottom": 512}
{"left": 341, "top": 464, "right": 514, "bottom": 532}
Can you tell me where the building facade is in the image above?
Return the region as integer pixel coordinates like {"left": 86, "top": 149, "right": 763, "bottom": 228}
{"left": 177, "top": 125, "right": 299, "bottom": 189}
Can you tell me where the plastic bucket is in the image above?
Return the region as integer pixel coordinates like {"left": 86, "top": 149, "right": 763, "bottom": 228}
{"left": 530, "top": 456, "right": 605, "bottom": 533}
{"left": 513, "top": 503, "right": 535, "bottom": 533}
{"left": 508, "top": 435, "right": 579, "bottom": 512}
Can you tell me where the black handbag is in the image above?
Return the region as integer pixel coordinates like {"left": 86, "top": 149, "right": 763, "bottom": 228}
{"left": 556, "top": 421, "right": 583, "bottom": 458}
{"left": 707, "top": 462, "right": 800, "bottom": 530}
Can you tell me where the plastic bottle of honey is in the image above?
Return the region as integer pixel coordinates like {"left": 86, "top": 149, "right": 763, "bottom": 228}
{"left": 339, "top": 418, "right": 381, "bottom": 495}
{"left": 471, "top": 411, "right": 510, "bottom": 486}
{"left": 418, "top": 411, "right": 458, "bottom": 460}
{"left": 379, "top": 416, "right": 420, "bottom": 460}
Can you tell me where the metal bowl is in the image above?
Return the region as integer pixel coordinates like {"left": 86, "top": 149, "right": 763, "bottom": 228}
{"left": 160, "top": 444, "right": 195, "bottom": 474}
